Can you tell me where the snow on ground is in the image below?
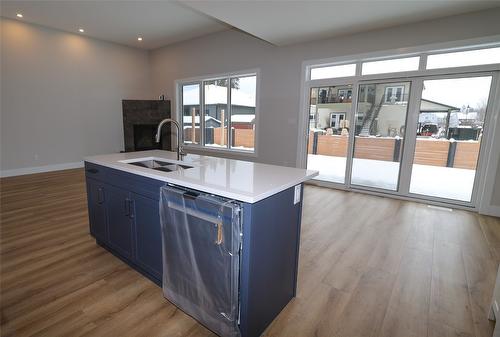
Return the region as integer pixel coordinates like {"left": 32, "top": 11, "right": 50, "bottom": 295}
{"left": 307, "top": 154, "right": 474, "bottom": 202}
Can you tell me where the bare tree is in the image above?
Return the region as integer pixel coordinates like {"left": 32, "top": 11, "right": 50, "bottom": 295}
{"left": 475, "top": 99, "right": 488, "bottom": 123}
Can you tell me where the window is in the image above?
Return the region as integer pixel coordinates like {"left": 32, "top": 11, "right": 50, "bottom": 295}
{"left": 426, "top": 46, "right": 500, "bottom": 69}
{"left": 361, "top": 56, "right": 420, "bottom": 75}
{"left": 181, "top": 84, "right": 201, "bottom": 144}
{"left": 310, "top": 63, "right": 356, "bottom": 80}
{"left": 179, "top": 72, "right": 257, "bottom": 152}
{"left": 337, "top": 89, "right": 352, "bottom": 100}
{"left": 330, "top": 113, "right": 346, "bottom": 129}
{"left": 384, "top": 86, "right": 405, "bottom": 103}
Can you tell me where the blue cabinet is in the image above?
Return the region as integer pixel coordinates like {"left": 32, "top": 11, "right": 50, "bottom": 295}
{"left": 131, "top": 193, "right": 162, "bottom": 280}
{"left": 85, "top": 161, "right": 304, "bottom": 337}
{"left": 106, "top": 184, "right": 134, "bottom": 260}
{"left": 86, "top": 178, "right": 107, "bottom": 242}
{"left": 85, "top": 162, "right": 163, "bottom": 285}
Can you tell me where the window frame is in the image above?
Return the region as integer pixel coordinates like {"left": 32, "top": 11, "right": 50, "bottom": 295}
{"left": 298, "top": 36, "right": 500, "bottom": 212}
{"left": 176, "top": 69, "right": 260, "bottom": 156}
{"left": 305, "top": 41, "right": 500, "bottom": 85}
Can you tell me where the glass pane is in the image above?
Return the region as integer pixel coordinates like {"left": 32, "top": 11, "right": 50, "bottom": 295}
{"left": 182, "top": 84, "right": 201, "bottom": 145}
{"left": 310, "top": 63, "right": 356, "bottom": 80}
{"left": 409, "top": 76, "right": 492, "bottom": 202}
{"left": 230, "top": 75, "right": 256, "bottom": 152}
{"left": 362, "top": 56, "right": 420, "bottom": 75}
{"left": 351, "top": 81, "right": 411, "bottom": 190}
{"left": 427, "top": 47, "right": 500, "bottom": 69}
{"left": 307, "top": 85, "right": 352, "bottom": 184}
{"left": 204, "top": 79, "right": 228, "bottom": 148}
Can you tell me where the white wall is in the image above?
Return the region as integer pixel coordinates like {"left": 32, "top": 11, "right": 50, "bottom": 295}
{"left": 150, "top": 8, "right": 500, "bottom": 168}
{"left": 0, "top": 18, "right": 151, "bottom": 176}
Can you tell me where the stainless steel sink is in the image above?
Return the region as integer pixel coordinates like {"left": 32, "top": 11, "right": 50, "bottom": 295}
{"left": 152, "top": 164, "right": 192, "bottom": 172}
{"left": 126, "top": 159, "right": 193, "bottom": 172}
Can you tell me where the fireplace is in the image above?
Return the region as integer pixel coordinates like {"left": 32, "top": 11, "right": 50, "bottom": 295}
{"left": 122, "top": 100, "right": 171, "bottom": 152}
{"left": 133, "top": 124, "right": 161, "bottom": 151}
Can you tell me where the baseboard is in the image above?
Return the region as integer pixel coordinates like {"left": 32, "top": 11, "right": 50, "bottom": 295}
{"left": 0, "top": 161, "right": 84, "bottom": 178}
{"left": 479, "top": 204, "right": 500, "bottom": 218}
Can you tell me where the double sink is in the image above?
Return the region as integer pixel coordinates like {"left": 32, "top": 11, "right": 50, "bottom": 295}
{"left": 123, "top": 158, "right": 194, "bottom": 173}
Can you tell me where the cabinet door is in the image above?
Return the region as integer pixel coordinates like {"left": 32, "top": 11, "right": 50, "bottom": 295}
{"left": 106, "top": 185, "right": 133, "bottom": 259}
{"left": 86, "top": 179, "right": 107, "bottom": 242}
{"left": 131, "top": 193, "right": 162, "bottom": 280}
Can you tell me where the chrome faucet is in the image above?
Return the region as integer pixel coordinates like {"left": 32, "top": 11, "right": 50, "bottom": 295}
{"left": 155, "top": 118, "right": 185, "bottom": 161}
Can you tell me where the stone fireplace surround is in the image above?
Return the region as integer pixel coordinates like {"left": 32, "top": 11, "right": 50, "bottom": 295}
{"left": 122, "top": 100, "right": 171, "bottom": 152}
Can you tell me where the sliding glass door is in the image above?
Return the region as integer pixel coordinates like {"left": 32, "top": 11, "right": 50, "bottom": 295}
{"left": 306, "top": 85, "right": 353, "bottom": 184}
{"left": 303, "top": 45, "right": 500, "bottom": 208}
{"left": 408, "top": 75, "right": 493, "bottom": 202}
{"left": 351, "top": 81, "right": 411, "bottom": 190}
{"left": 305, "top": 73, "right": 495, "bottom": 207}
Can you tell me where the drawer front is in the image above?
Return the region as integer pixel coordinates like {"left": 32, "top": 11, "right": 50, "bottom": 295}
{"left": 85, "top": 162, "right": 164, "bottom": 201}
{"left": 106, "top": 169, "right": 164, "bottom": 201}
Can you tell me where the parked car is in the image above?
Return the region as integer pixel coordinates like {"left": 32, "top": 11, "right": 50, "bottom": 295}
{"left": 418, "top": 123, "right": 438, "bottom": 137}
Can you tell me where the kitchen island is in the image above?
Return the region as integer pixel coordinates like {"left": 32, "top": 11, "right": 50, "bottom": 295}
{"left": 84, "top": 150, "right": 317, "bottom": 337}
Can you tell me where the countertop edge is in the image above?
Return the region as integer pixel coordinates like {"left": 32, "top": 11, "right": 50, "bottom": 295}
{"left": 84, "top": 156, "right": 318, "bottom": 204}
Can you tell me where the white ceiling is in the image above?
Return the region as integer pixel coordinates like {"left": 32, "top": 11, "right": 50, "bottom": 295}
{"left": 1, "top": 1, "right": 499, "bottom": 50}
{"left": 184, "top": 0, "right": 500, "bottom": 46}
{"left": 0, "top": 1, "right": 229, "bottom": 49}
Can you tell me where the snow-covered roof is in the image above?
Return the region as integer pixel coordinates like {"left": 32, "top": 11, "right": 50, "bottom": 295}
{"left": 183, "top": 114, "right": 255, "bottom": 125}
{"left": 183, "top": 85, "right": 256, "bottom": 107}
{"left": 231, "top": 114, "right": 255, "bottom": 123}
{"left": 420, "top": 99, "right": 459, "bottom": 112}
{"left": 183, "top": 115, "right": 220, "bottom": 124}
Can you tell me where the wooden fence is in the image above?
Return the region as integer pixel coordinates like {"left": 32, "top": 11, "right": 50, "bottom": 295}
{"left": 308, "top": 132, "right": 480, "bottom": 170}
{"left": 183, "top": 127, "right": 254, "bottom": 148}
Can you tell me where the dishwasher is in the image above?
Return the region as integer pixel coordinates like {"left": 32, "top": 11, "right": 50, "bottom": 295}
{"left": 159, "top": 185, "right": 242, "bottom": 337}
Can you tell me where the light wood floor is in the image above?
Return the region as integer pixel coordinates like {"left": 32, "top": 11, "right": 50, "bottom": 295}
{"left": 1, "top": 169, "right": 500, "bottom": 337}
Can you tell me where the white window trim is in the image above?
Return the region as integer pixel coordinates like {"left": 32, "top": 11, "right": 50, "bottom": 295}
{"left": 175, "top": 68, "right": 260, "bottom": 157}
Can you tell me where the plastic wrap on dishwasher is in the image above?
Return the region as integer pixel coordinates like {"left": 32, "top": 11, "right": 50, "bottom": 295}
{"left": 160, "top": 185, "right": 241, "bottom": 337}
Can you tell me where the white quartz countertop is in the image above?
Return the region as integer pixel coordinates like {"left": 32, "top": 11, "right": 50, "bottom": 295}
{"left": 84, "top": 150, "right": 318, "bottom": 203}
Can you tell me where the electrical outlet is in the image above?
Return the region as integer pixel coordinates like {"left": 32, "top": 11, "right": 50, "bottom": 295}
{"left": 495, "top": 300, "right": 499, "bottom": 313}
{"left": 294, "top": 185, "right": 301, "bottom": 205}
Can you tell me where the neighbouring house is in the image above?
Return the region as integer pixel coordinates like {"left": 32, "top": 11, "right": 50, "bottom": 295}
{"left": 310, "top": 83, "right": 480, "bottom": 140}
{"left": 182, "top": 84, "right": 256, "bottom": 130}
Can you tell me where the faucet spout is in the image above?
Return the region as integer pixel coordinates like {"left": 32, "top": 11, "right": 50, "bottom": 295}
{"left": 155, "top": 118, "right": 185, "bottom": 161}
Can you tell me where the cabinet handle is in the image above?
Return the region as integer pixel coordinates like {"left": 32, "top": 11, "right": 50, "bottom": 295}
{"left": 86, "top": 168, "right": 99, "bottom": 174}
{"left": 182, "top": 191, "right": 199, "bottom": 200}
{"left": 124, "top": 198, "right": 130, "bottom": 216}
{"left": 215, "top": 222, "right": 223, "bottom": 245}
{"left": 97, "top": 187, "right": 104, "bottom": 204}
{"left": 129, "top": 199, "right": 135, "bottom": 219}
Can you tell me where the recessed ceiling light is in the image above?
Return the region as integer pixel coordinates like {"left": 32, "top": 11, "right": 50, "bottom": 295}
{"left": 16, "top": 13, "right": 23, "bottom": 18}
{"left": 137, "top": 37, "right": 143, "bottom": 41}
{"left": 78, "top": 28, "right": 85, "bottom": 33}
